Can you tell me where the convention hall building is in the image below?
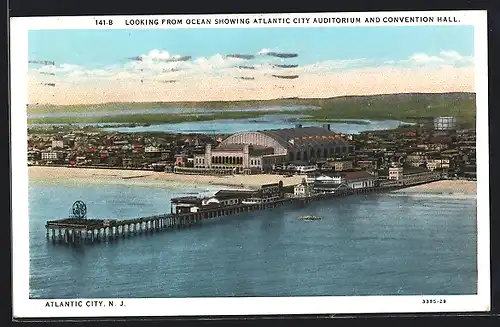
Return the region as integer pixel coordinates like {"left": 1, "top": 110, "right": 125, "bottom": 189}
{"left": 183, "top": 124, "right": 354, "bottom": 175}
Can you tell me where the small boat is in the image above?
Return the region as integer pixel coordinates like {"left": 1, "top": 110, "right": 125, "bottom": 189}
{"left": 297, "top": 215, "right": 321, "bottom": 221}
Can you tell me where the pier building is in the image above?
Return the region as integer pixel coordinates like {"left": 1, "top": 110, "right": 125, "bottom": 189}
{"left": 170, "top": 182, "right": 284, "bottom": 214}
{"left": 189, "top": 124, "right": 353, "bottom": 174}
{"left": 294, "top": 178, "right": 314, "bottom": 197}
{"left": 377, "top": 166, "right": 442, "bottom": 187}
{"left": 45, "top": 168, "right": 441, "bottom": 246}
{"left": 305, "top": 170, "right": 378, "bottom": 193}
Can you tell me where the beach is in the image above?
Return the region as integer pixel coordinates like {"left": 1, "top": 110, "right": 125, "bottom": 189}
{"left": 28, "top": 166, "right": 305, "bottom": 189}
{"left": 28, "top": 166, "right": 477, "bottom": 194}
{"left": 394, "top": 179, "right": 477, "bottom": 195}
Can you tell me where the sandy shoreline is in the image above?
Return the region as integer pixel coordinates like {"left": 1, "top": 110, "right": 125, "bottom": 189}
{"left": 393, "top": 180, "right": 476, "bottom": 195}
{"left": 28, "top": 166, "right": 304, "bottom": 189}
{"left": 28, "top": 166, "right": 477, "bottom": 194}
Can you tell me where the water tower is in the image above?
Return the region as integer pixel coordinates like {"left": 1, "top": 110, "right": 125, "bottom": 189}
{"left": 433, "top": 116, "right": 457, "bottom": 132}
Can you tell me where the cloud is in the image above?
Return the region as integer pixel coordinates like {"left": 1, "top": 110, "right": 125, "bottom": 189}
{"left": 394, "top": 50, "right": 473, "bottom": 68}
{"left": 140, "top": 49, "right": 174, "bottom": 61}
{"left": 121, "top": 49, "right": 248, "bottom": 78}
{"left": 257, "top": 48, "right": 275, "bottom": 55}
{"left": 192, "top": 54, "right": 241, "bottom": 71}
{"left": 298, "top": 58, "right": 372, "bottom": 73}
{"left": 27, "top": 49, "right": 474, "bottom": 85}
{"left": 439, "top": 50, "right": 473, "bottom": 64}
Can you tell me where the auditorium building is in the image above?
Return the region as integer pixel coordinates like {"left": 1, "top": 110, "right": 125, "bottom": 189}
{"left": 181, "top": 124, "right": 353, "bottom": 174}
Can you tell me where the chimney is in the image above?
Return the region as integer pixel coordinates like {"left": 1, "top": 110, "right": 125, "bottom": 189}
{"left": 322, "top": 124, "right": 331, "bottom": 131}
{"left": 295, "top": 124, "right": 302, "bottom": 128}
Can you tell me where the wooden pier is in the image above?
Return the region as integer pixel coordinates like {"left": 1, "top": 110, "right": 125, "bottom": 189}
{"left": 46, "top": 177, "right": 440, "bottom": 245}
{"left": 46, "top": 198, "right": 293, "bottom": 245}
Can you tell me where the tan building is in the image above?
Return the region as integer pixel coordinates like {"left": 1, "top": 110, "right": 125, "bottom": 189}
{"left": 193, "top": 143, "right": 280, "bottom": 174}
{"left": 192, "top": 125, "right": 352, "bottom": 174}
{"left": 389, "top": 167, "right": 404, "bottom": 180}
{"left": 307, "top": 170, "right": 377, "bottom": 193}
{"left": 41, "top": 151, "right": 65, "bottom": 161}
{"left": 334, "top": 160, "right": 353, "bottom": 171}
{"left": 426, "top": 158, "right": 450, "bottom": 171}
{"left": 51, "top": 140, "right": 64, "bottom": 149}
{"left": 294, "top": 180, "right": 314, "bottom": 197}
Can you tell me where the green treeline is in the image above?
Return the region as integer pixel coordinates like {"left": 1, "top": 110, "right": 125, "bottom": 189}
{"left": 27, "top": 92, "right": 476, "bottom": 128}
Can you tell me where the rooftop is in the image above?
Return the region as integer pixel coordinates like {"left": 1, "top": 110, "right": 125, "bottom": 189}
{"left": 214, "top": 189, "right": 256, "bottom": 199}
{"left": 258, "top": 126, "right": 349, "bottom": 149}
{"left": 170, "top": 196, "right": 202, "bottom": 204}
{"left": 340, "top": 171, "right": 375, "bottom": 180}
{"left": 312, "top": 170, "right": 375, "bottom": 180}
{"left": 403, "top": 167, "right": 429, "bottom": 175}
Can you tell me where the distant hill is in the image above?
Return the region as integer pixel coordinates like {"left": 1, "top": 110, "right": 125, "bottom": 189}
{"left": 27, "top": 92, "right": 475, "bottom": 110}
{"left": 316, "top": 91, "right": 475, "bottom": 103}
{"left": 310, "top": 92, "right": 476, "bottom": 128}
{"left": 27, "top": 92, "right": 477, "bottom": 128}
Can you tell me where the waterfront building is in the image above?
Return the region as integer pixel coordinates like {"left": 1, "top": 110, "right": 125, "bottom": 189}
{"left": 256, "top": 182, "right": 283, "bottom": 202}
{"left": 426, "top": 158, "right": 450, "bottom": 171}
{"left": 388, "top": 166, "right": 404, "bottom": 180}
{"left": 342, "top": 171, "right": 377, "bottom": 189}
{"left": 190, "top": 124, "right": 352, "bottom": 174}
{"left": 294, "top": 179, "right": 314, "bottom": 197}
{"left": 384, "top": 166, "right": 441, "bottom": 185}
{"left": 170, "top": 182, "right": 284, "bottom": 214}
{"left": 401, "top": 167, "right": 442, "bottom": 185}
{"left": 306, "top": 170, "right": 377, "bottom": 193}
{"left": 170, "top": 196, "right": 205, "bottom": 214}
{"left": 41, "top": 151, "right": 65, "bottom": 162}
{"left": 210, "top": 190, "right": 256, "bottom": 206}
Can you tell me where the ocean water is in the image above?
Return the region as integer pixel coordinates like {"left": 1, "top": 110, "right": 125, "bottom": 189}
{"left": 101, "top": 115, "right": 408, "bottom": 134}
{"left": 28, "top": 181, "right": 478, "bottom": 299}
{"left": 28, "top": 117, "right": 409, "bottom": 135}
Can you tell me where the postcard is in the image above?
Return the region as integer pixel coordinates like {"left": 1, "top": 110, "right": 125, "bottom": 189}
{"left": 10, "top": 10, "right": 490, "bottom": 318}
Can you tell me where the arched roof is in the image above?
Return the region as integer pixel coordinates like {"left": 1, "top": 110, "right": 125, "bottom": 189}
{"left": 259, "top": 126, "right": 349, "bottom": 149}
{"left": 219, "top": 131, "right": 288, "bottom": 154}
{"left": 219, "top": 126, "right": 350, "bottom": 154}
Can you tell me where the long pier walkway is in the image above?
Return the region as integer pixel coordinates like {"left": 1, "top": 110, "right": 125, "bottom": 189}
{"left": 46, "top": 177, "right": 440, "bottom": 245}
{"left": 46, "top": 198, "right": 294, "bottom": 245}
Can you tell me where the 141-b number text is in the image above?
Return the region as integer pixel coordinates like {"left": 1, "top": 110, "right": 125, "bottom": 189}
{"left": 95, "top": 19, "right": 113, "bottom": 26}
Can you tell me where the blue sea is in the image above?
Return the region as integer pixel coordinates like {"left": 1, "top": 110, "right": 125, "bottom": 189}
{"left": 28, "top": 112, "right": 410, "bottom": 135}
{"left": 28, "top": 181, "right": 477, "bottom": 299}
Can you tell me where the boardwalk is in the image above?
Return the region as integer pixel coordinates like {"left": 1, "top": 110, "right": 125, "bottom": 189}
{"left": 45, "top": 177, "right": 440, "bottom": 245}
{"left": 45, "top": 198, "right": 293, "bottom": 245}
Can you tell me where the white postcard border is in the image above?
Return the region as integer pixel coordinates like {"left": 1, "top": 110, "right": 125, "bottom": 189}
{"left": 10, "top": 10, "right": 490, "bottom": 318}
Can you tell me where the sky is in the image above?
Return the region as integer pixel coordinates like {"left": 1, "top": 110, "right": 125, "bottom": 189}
{"left": 27, "top": 25, "right": 476, "bottom": 104}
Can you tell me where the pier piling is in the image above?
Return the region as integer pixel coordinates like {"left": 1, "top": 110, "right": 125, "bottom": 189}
{"left": 46, "top": 176, "right": 441, "bottom": 246}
